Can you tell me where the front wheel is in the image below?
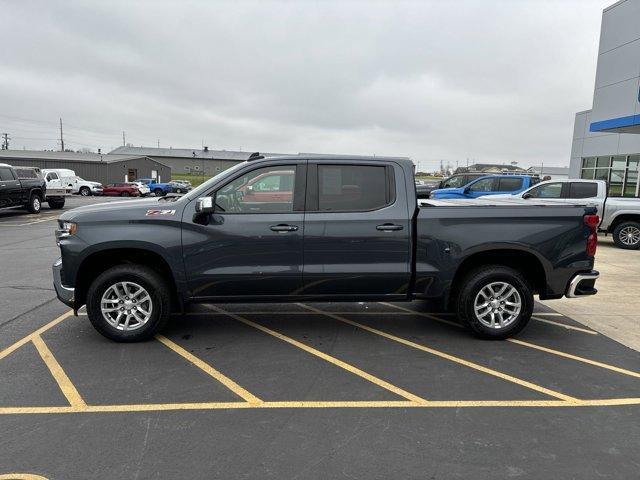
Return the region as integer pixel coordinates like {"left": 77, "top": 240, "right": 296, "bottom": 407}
{"left": 86, "top": 265, "right": 171, "bottom": 342}
{"left": 455, "top": 265, "right": 533, "bottom": 339}
{"left": 120, "top": 191, "right": 129, "bottom": 197}
{"left": 79, "top": 186, "right": 91, "bottom": 196}
{"left": 153, "top": 188, "right": 164, "bottom": 197}
{"left": 613, "top": 221, "right": 640, "bottom": 250}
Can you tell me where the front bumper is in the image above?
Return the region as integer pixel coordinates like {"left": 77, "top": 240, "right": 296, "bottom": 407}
{"left": 566, "top": 270, "right": 599, "bottom": 298}
{"left": 52, "top": 257, "right": 75, "bottom": 308}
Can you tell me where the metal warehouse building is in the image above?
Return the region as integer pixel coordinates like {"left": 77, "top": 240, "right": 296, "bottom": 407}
{"left": 109, "top": 146, "right": 293, "bottom": 176}
{"left": 0, "top": 150, "right": 171, "bottom": 185}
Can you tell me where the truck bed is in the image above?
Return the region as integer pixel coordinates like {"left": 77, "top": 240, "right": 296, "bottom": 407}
{"left": 414, "top": 198, "right": 594, "bottom": 302}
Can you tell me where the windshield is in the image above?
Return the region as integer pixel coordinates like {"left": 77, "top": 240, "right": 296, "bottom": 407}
{"left": 185, "top": 162, "right": 248, "bottom": 200}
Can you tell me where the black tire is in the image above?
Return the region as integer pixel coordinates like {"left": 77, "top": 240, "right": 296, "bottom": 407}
{"left": 47, "top": 198, "right": 65, "bottom": 209}
{"left": 154, "top": 188, "right": 164, "bottom": 197}
{"left": 26, "top": 193, "right": 42, "bottom": 214}
{"left": 612, "top": 221, "right": 640, "bottom": 250}
{"left": 175, "top": 188, "right": 182, "bottom": 194}
{"left": 455, "top": 265, "right": 533, "bottom": 340}
{"left": 86, "top": 264, "right": 171, "bottom": 342}
{"left": 121, "top": 191, "right": 129, "bottom": 197}
{"left": 79, "top": 186, "right": 91, "bottom": 196}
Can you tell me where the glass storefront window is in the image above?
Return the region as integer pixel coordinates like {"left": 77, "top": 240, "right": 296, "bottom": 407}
{"left": 624, "top": 155, "right": 639, "bottom": 197}
{"left": 595, "top": 168, "right": 609, "bottom": 181}
{"left": 580, "top": 168, "right": 595, "bottom": 180}
{"left": 611, "top": 156, "right": 627, "bottom": 169}
{"left": 596, "top": 156, "right": 611, "bottom": 168}
{"left": 582, "top": 157, "right": 596, "bottom": 168}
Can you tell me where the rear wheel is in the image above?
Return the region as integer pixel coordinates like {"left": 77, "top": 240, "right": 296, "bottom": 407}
{"left": 79, "top": 186, "right": 91, "bottom": 196}
{"left": 47, "top": 198, "right": 65, "bottom": 209}
{"left": 121, "top": 191, "right": 129, "bottom": 197}
{"left": 154, "top": 188, "right": 164, "bottom": 197}
{"left": 455, "top": 265, "right": 533, "bottom": 339}
{"left": 27, "top": 193, "right": 42, "bottom": 214}
{"left": 613, "top": 221, "right": 640, "bottom": 250}
{"left": 86, "top": 265, "right": 171, "bottom": 342}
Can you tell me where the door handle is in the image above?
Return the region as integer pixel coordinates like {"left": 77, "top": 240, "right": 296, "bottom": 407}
{"left": 376, "top": 223, "right": 403, "bottom": 231}
{"left": 270, "top": 224, "right": 299, "bottom": 232}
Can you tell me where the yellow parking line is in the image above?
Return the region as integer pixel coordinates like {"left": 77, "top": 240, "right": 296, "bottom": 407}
{"left": 32, "top": 334, "right": 86, "bottom": 407}
{"left": 378, "top": 302, "right": 463, "bottom": 328}
{"left": 0, "top": 310, "right": 74, "bottom": 361}
{"left": 1, "top": 397, "right": 640, "bottom": 415}
{"left": 508, "top": 339, "right": 640, "bottom": 378}
{"left": 155, "top": 334, "right": 262, "bottom": 404}
{"left": 300, "top": 304, "right": 578, "bottom": 402}
{"left": 207, "top": 305, "right": 428, "bottom": 405}
{"left": 379, "top": 303, "right": 596, "bottom": 336}
{"left": 0, "top": 474, "right": 49, "bottom": 480}
{"left": 531, "top": 317, "right": 597, "bottom": 335}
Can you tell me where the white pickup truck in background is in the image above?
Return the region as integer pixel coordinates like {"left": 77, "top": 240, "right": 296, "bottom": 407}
{"left": 485, "top": 179, "right": 640, "bottom": 249}
{"left": 42, "top": 168, "right": 103, "bottom": 196}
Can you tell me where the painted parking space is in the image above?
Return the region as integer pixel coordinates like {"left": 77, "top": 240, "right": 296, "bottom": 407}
{"left": 1, "top": 302, "right": 639, "bottom": 416}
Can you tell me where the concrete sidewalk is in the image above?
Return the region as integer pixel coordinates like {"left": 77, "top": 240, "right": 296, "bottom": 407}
{"left": 540, "top": 234, "right": 640, "bottom": 351}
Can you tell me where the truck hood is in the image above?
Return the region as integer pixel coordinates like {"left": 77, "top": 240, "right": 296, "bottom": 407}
{"left": 479, "top": 193, "right": 518, "bottom": 199}
{"left": 431, "top": 187, "right": 463, "bottom": 196}
{"left": 59, "top": 197, "right": 181, "bottom": 221}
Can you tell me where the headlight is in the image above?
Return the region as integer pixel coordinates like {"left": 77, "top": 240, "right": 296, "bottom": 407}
{"left": 61, "top": 221, "right": 77, "bottom": 235}
{"left": 56, "top": 221, "right": 77, "bottom": 244}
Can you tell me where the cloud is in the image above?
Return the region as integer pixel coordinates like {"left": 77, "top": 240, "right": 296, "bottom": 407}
{"left": 0, "top": 0, "right": 608, "bottom": 169}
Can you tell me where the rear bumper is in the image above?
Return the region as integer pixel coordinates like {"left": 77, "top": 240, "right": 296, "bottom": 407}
{"left": 52, "top": 258, "right": 75, "bottom": 308}
{"left": 566, "top": 270, "right": 599, "bottom": 298}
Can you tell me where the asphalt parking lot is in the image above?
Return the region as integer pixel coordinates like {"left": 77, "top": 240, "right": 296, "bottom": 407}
{"left": 1, "top": 197, "right": 639, "bottom": 479}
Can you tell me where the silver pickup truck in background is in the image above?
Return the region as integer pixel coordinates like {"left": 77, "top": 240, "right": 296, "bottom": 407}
{"left": 486, "top": 179, "right": 640, "bottom": 249}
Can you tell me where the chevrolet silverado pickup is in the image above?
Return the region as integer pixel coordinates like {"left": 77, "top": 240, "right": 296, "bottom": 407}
{"left": 53, "top": 155, "right": 600, "bottom": 342}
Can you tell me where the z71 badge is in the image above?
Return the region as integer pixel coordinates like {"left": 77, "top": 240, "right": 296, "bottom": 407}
{"left": 146, "top": 209, "right": 176, "bottom": 216}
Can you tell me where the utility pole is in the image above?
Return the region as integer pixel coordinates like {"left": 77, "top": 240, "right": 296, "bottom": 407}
{"left": 1, "top": 133, "right": 9, "bottom": 150}
{"left": 59, "top": 118, "right": 65, "bottom": 151}
{"left": 122, "top": 131, "right": 126, "bottom": 146}
{"left": 157, "top": 139, "right": 160, "bottom": 148}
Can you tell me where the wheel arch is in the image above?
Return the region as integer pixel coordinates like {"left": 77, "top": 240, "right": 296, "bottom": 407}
{"left": 608, "top": 213, "right": 640, "bottom": 232}
{"left": 448, "top": 247, "right": 547, "bottom": 309}
{"left": 74, "top": 246, "right": 181, "bottom": 312}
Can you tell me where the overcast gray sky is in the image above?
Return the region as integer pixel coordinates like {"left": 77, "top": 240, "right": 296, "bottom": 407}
{"left": 0, "top": 0, "right": 610, "bottom": 170}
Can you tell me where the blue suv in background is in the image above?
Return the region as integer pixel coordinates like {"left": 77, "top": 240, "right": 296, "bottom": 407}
{"left": 430, "top": 175, "right": 540, "bottom": 199}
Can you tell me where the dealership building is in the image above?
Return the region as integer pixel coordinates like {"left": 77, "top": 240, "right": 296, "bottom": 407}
{"left": 571, "top": 0, "right": 640, "bottom": 197}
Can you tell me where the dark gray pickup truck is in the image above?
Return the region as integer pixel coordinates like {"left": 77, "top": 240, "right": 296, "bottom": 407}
{"left": 53, "top": 155, "right": 600, "bottom": 342}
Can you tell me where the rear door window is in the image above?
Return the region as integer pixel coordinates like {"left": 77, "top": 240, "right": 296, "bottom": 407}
{"left": 468, "top": 177, "right": 496, "bottom": 193}
{"left": 0, "top": 167, "right": 15, "bottom": 181}
{"left": 498, "top": 177, "right": 523, "bottom": 191}
{"left": 317, "top": 165, "right": 390, "bottom": 211}
{"left": 569, "top": 182, "right": 598, "bottom": 199}
{"left": 527, "top": 182, "right": 563, "bottom": 198}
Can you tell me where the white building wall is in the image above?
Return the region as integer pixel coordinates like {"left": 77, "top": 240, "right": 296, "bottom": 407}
{"left": 590, "top": 0, "right": 640, "bottom": 132}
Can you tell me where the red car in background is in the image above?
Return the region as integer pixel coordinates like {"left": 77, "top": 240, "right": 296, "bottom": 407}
{"left": 102, "top": 183, "right": 141, "bottom": 197}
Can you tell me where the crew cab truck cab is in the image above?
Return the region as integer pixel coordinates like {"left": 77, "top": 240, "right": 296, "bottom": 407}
{"left": 53, "top": 155, "right": 599, "bottom": 342}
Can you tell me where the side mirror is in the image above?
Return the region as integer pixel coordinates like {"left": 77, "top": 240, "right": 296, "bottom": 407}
{"left": 463, "top": 187, "right": 471, "bottom": 194}
{"left": 246, "top": 185, "right": 254, "bottom": 193}
{"left": 522, "top": 193, "right": 532, "bottom": 199}
{"left": 195, "top": 196, "right": 215, "bottom": 214}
